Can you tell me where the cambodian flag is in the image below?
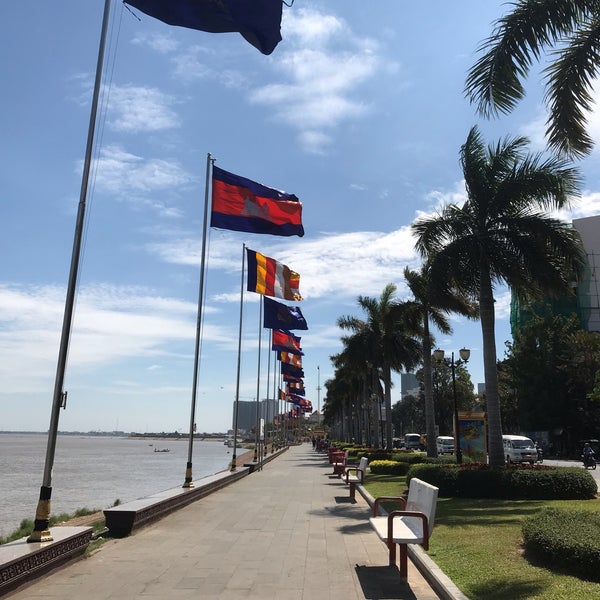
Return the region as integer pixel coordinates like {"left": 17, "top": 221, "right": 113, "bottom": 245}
{"left": 272, "top": 329, "right": 303, "bottom": 355}
{"left": 211, "top": 166, "right": 304, "bottom": 237}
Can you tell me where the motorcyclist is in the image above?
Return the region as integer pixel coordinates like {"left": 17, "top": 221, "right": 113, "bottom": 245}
{"left": 534, "top": 441, "right": 543, "bottom": 463}
{"left": 582, "top": 442, "right": 595, "bottom": 466}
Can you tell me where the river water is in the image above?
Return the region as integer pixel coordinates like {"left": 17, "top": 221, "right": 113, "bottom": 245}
{"left": 0, "top": 433, "right": 235, "bottom": 538}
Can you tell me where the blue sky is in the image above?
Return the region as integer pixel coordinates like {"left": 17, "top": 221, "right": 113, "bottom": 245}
{"left": 2, "top": 1, "right": 600, "bottom": 434}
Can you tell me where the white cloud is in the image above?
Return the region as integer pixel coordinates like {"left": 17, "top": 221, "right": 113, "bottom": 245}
{"left": 107, "top": 84, "right": 180, "bottom": 132}
{"left": 90, "top": 145, "right": 197, "bottom": 207}
{"left": 249, "top": 6, "right": 387, "bottom": 154}
{"left": 131, "top": 31, "right": 180, "bottom": 54}
{"left": 147, "top": 226, "right": 421, "bottom": 303}
{"left": 0, "top": 283, "right": 230, "bottom": 395}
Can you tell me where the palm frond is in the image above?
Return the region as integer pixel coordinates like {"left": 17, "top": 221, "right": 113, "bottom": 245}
{"left": 544, "top": 19, "right": 600, "bottom": 157}
{"left": 465, "top": 0, "right": 584, "bottom": 117}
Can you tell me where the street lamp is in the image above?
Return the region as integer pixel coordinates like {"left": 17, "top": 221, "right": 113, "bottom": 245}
{"left": 433, "top": 347, "right": 470, "bottom": 464}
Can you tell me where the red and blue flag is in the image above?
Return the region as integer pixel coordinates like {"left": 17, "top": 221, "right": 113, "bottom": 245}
{"left": 211, "top": 166, "right": 304, "bottom": 237}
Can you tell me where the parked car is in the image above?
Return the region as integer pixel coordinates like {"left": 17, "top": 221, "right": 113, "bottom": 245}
{"left": 503, "top": 434, "right": 536, "bottom": 464}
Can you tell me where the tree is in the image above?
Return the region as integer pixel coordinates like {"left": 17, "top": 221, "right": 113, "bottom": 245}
{"left": 392, "top": 394, "right": 425, "bottom": 439}
{"left": 416, "top": 360, "right": 476, "bottom": 436}
{"left": 329, "top": 342, "right": 378, "bottom": 445}
{"left": 465, "top": 0, "right": 600, "bottom": 158}
{"left": 338, "top": 284, "right": 422, "bottom": 451}
{"left": 505, "top": 310, "right": 600, "bottom": 448}
{"left": 403, "top": 265, "right": 477, "bottom": 457}
{"left": 412, "top": 126, "right": 585, "bottom": 466}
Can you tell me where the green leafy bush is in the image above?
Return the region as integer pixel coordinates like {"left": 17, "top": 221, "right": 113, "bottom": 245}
{"left": 369, "top": 460, "right": 411, "bottom": 476}
{"left": 406, "top": 464, "right": 597, "bottom": 499}
{"left": 407, "top": 463, "right": 460, "bottom": 495}
{"left": 366, "top": 449, "right": 393, "bottom": 461}
{"left": 390, "top": 452, "right": 426, "bottom": 464}
{"left": 522, "top": 507, "right": 600, "bottom": 580}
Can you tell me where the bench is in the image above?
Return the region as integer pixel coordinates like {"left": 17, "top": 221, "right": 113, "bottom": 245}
{"left": 344, "top": 456, "right": 369, "bottom": 499}
{"left": 368, "top": 477, "right": 439, "bottom": 579}
{"left": 328, "top": 447, "right": 343, "bottom": 463}
{"left": 332, "top": 450, "right": 349, "bottom": 476}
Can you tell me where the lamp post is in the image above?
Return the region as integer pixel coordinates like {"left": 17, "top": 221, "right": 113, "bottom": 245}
{"left": 433, "top": 347, "right": 470, "bottom": 464}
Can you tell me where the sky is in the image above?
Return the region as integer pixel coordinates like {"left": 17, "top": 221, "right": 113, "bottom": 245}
{"left": 2, "top": 1, "right": 600, "bottom": 435}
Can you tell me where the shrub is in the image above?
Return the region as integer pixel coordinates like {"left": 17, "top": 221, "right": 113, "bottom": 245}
{"left": 367, "top": 449, "right": 393, "bottom": 461}
{"left": 369, "top": 460, "right": 411, "bottom": 476}
{"left": 522, "top": 507, "right": 600, "bottom": 581}
{"left": 407, "top": 464, "right": 459, "bottom": 496}
{"left": 406, "top": 464, "right": 597, "bottom": 499}
{"left": 509, "top": 467, "right": 597, "bottom": 500}
{"left": 390, "top": 452, "right": 426, "bottom": 464}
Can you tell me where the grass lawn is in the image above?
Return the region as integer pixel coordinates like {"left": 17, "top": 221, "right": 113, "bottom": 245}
{"left": 364, "top": 475, "right": 600, "bottom": 600}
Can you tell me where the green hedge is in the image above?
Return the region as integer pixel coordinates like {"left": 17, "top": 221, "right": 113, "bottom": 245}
{"left": 369, "top": 460, "right": 411, "bottom": 476}
{"left": 522, "top": 507, "right": 600, "bottom": 580}
{"left": 406, "top": 464, "right": 597, "bottom": 500}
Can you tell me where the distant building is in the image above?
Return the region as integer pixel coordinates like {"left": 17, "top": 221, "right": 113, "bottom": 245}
{"left": 477, "top": 383, "right": 486, "bottom": 396}
{"left": 510, "top": 214, "right": 600, "bottom": 335}
{"left": 401, "top": 373, "right": 420, "bottom": 399}
{"left": 232, "top": 399, "right": 279, "bottom": 433}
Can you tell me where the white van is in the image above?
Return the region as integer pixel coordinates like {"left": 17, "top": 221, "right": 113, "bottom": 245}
{"left": 503, "top": 435, "right": 536, "bottom": 464}
{"left": 404, "top": 433, "right": 421, "bottom": 451}
{"left": 436, "top": 436, "right": 455, "bottom": 455}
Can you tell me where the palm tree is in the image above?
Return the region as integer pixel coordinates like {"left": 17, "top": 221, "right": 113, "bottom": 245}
{"left": 412, "top": 125, "right": 585, "bottom": 466}
{"left": 465, "top": 0, "right": 600, "bottom": 158}
{"left": 330, "top": 342, "right": 375, "bottom": 445}
{"left": 403, "top": 265, "right": 477, "bottom": 457}
{"left": 338, "top": 284, "right": 422, "bottom": 451}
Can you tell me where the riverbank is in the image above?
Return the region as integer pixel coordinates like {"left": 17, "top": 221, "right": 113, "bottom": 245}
{"left": 54, "top": 448, "right": 256, "bottom": 530}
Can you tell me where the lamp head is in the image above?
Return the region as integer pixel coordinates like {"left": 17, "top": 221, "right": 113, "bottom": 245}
{"left": 459, "top": 347, "right": 470, "bottom": 362}
{"left": 433, "top": 348, "right": 445, "bottom": 362}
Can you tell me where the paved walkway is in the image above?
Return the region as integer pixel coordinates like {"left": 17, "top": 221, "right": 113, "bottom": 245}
{"left": 6, "top": 444, "right": 440, "bottom": 599}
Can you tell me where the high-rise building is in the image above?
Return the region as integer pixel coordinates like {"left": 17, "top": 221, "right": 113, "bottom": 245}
{"left": 510, "top": 214, "right": 600, "bottom": 335}
{"left": 400, "top": 372, "right": 420, "bottom": 398}
{"left": 231, "top": 399, "right": 279, "bottom": 433}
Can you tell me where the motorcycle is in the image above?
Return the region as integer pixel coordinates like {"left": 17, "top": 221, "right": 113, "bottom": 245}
{"left": 535, "top": 446, "right": 543, "bottom": 464}
{"left": 582, "top": 453, "right": 596, "bottom": 470}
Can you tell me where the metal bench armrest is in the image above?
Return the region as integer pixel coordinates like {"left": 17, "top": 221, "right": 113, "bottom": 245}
{"left": 372, "top": 496, "right": 406, "bottom": 517}
{"left": 387, "top": 510, "right": 430, "bottom": 550}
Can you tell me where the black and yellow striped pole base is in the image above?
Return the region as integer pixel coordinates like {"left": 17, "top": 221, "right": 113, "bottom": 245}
{"left": 27, "top": 486, "right": 53, "bottom": 542}
{"left": 182, "top": 462, "right": 195, "bottom": 488}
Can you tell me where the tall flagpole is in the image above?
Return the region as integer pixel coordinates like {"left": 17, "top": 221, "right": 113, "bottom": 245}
{"left": 231, "top": 244, "right": 246, "bottom": 471}
{"left": 182, "top": 152, "right": 214, "bottom": 488}
{"left": 317, "top": 365, "right": 321, "bottom": 425}
{"left": 268, "top": 330, "right": 275, "bottom": 454}
{"left": 253, "top": 299, "right": 263, "bottom": 464}
{"left": 28, "top": 0, "right": 113, "bottom": 543}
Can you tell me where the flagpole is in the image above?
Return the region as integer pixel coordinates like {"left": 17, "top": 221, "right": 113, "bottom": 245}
{"left": 182, "top": 152, "right": 214, "bottom": 488}
{"left": 27, "top": 0, "right": 112, "bottom": 543}
{"left": 253, "top": 299, "right": 263, "bottom": 465}
{"left": 269, "top": 330, "right": 276, "bottom": 454}
{"left": 231, "top": 244, "right": 246, "bottom": 471}
{"left": 317, "top": 365, "right": 321, "bottom": 425}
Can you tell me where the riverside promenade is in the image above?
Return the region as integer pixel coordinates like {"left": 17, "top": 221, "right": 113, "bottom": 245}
{"left": 5, "top": 444, "right": 446, "bottom": 599}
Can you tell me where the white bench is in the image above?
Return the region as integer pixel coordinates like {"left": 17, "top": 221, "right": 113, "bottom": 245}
{"left": 343, "top": 456, "right": 369, "bottom": 500}
{"left": 369, "top": 477, "right": 439, "bottom": 579}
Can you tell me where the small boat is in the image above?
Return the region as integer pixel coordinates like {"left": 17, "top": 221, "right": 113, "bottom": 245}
{"left": 153, "top": 448, "right": 170, "bottom": 453}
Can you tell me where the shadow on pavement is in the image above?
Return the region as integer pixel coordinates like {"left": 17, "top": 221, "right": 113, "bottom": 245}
{"left": 355, "top": 565, "right": 419, "bottom": 599}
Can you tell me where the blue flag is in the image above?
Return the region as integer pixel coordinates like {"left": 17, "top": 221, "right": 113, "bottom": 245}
{"left": 263, "top": 297, "right": 308, "bottom": 331}
{"left": 125, "top": 0, "right": 283, "bottom": 55}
